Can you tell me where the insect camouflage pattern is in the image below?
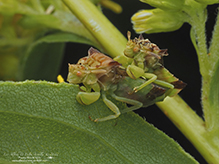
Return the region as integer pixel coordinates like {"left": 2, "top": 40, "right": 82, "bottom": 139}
{"left": 119, "top": 31, "right": 187, "bottom": 96}
{"left": 67, "top": 33, "right": 186, "bottom": 122}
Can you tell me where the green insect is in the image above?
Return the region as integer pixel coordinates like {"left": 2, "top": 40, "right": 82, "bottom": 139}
{"left": 67, "top": 47, "right": 173, "bottom": 122}
{"left": 67, "top": 47, "right": 126, "bottom": 106}
{"left": 115, "top": 31, "right": 186, "bottom": 96}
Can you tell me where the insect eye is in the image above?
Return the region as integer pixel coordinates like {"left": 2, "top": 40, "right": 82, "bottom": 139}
{"left": 77, "top": 71, "right": 82, "bottom": 76}
{"left": 133, "top": 47, "right": 139, "bottom": 53}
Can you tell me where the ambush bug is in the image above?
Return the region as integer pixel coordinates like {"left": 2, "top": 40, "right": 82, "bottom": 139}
{"left": 67, "top": 47, "right": 175, "bottom": 122}
{"left": 115, "top": 31, "right": 186, "bottom": 96}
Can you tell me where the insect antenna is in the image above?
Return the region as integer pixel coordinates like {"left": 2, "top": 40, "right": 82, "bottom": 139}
{"left": 158, "top": 49, "right": 168, "bottom": 65}
{"left": 127, "top": 31, "right": 131, "bottom": 41}
{"left": 138, "top": 33, "right": 144, "bottom": 40}
{"left": 159, "top": 49, "right": 168, "bottom": 57}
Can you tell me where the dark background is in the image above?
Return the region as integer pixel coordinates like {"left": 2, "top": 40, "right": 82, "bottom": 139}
{"left": 60, "top": 1, "right": 219, "bottom": 163}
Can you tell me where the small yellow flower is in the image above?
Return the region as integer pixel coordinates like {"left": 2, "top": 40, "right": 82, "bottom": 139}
{"left": 57, "top": 75, "right": 65, "bottom": 83}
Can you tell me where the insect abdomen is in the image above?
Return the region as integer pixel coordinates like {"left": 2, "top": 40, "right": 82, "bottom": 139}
{"left": 88, "top": 47, "right": 120, "bottom": 68}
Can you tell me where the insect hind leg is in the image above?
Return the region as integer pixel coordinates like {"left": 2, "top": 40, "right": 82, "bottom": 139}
{"left": 110, "top": 91, "right": 143, "bottom": 114}
{"left": 153, "top": 79, "right": 174, "bottom": 89}
{"left": 133, "top": 73, "right": 157, "bottom": 92}
{"left": 93, "top": 91, "right": 121, "bottom": 122}
{"left": 133, "top": 73, "right": 174, "bottom": 93}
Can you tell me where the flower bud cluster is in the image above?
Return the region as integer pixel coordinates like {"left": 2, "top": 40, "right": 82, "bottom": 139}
{"left": 131, "top": 0, "right": 212, "bottom": 34}
{"left": 132, "top": 8, "right": 186, "bottom": 34}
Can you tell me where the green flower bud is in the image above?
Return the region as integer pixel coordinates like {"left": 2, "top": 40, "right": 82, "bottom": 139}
{"left": 140, "top": 0, "right": 185, "bottom": 11}
{"left": 194, "top": 0, "right": 219, "bottom": 5}
{"left": 131, "top": 8, "right": 186, "bottom": 34}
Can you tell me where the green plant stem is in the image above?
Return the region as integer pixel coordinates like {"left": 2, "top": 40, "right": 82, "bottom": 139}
{"left": 188, "top": 3, "right": 219, "bottom": 132}
{"left": 209, "top": 7, "right": 219, "bottom": 67}
{"left": 62, "top": 0, "right": 127, "bottom": 57}
{"left": 202, "top": 6, "right": 219, "bottom": 132}
{"left": 187, "top": 6, "right": 209, "bottom": 77}
{"left": 190, "top": 14, "right": 212, "bottom": 129}
{"left": 156, "top": 95, "right": 219, "bottom": 164}
{"left": 61, "top": 0, "right": 219, "bottom": 163}
{"left": 185, "top": 2, "right": 213, "bottom": 131}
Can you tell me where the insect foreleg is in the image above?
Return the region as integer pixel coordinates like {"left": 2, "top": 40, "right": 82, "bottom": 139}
{"left": 133, "top": 73, "right": 157, "bottom": 92}
{"left": 126, "top": 65, "right": 145, "bottom": 79}
{"left": 76, "top": 92, "right": 100, "bottom": 105}
{"left": 134, "top": 73, "right": 174, "bottom": 93}
{"left": 110, "top": 91, "right": 143, "bottom": 114}
{"left": 93, "top": 91, "right": 121, "bottom": 122}
{"left": 153, "top": 79, "right": 174, "bottom": 89}
{"left": 126, "top": 65, "right": 165, "bottom": 93}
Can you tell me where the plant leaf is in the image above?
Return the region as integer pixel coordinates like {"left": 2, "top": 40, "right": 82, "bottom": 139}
{"left": 0, "top": 81, "right": 198, "bottom": 163}
{"left": 21, "top": 42, "right": 65, "bottom": 81}
{"left": 21, "top": 32, "right": 100, "bottom": 81}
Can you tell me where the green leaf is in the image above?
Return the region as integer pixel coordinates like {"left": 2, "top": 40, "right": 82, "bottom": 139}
{"left": 0, "top": 81, "right": 198, "bottom": 163}
{"left": 36, "top": 32, "right": 100, "bottom": 47}
{"left": 21, "top": 32, "right": 100, "bottom": 81}
{"left": 21, "top": 42, "right": 65, "bottom": 81}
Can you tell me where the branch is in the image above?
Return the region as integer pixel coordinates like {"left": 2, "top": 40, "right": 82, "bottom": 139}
{"left": 62, "top": 0, "right": 127, "bottom": 58}
{"left": 157, "top": 96, "right": 219, "bottom": 163}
